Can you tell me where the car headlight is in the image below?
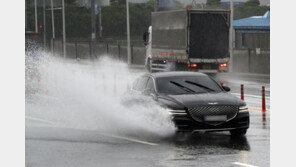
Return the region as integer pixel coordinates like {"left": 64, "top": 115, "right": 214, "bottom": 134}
{"left": 239, "top": 105, "right": 249, "bottom": 113}
{"left": 166, "top": 109, "right": 187, "bottom": 115}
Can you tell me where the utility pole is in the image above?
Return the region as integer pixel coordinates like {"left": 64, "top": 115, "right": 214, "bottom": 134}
{"left": 154, "top": 0, "right": 158, "bottom": 12}
{"left": 62, "top": 0, "right": 66, "bottom": 58}
{"left": 126, "top": 0, "right": 131, "bottom": 66}
{"left": 43, "top": 0, "right": 46, "bottom": 50}
{"left": 91, "top": 0, "right": 97, "bottom": 59}
{"left": 35, "top": 0, "right": 38, "bottom": 33}
{"left": 229, "top": 0, "right": 234, "bottom": 72}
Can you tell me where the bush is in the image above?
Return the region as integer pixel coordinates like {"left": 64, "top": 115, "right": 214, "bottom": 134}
{"left": 245, "top": 0, "right": 260, "bottom": 7}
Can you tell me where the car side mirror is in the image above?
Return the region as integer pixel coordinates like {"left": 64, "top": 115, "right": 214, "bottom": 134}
{"left": 222, "top": 86, "right": 231, "bottom": 92}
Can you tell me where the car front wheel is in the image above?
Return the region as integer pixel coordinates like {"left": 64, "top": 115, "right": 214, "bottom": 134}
{"left": 230, "top": 128, "right": 247, "bottom": 136}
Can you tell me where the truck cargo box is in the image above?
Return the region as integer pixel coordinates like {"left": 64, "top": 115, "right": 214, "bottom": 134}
{"left": 151, "top": 9, "right": 230, "bottom": 62}
{"left": 189, "top": 10, "right": 230, "bottom": 60}
{"left": 152, "top": 10, "right": 187, "bottom": 50}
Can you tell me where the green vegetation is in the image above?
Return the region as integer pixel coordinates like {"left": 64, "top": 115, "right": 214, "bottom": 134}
{"left": 186, "top": 1, "right": 269, "bottom": 20}
{"left": 206, "top": 0, "right": 221, "bottom": 6}
{"left": 245, "top": 0, "right": 260, "bottom": 6}
{"left": 25, "top": 0, "right": 269, "bottom": 41}
{"left": 234, "top": 5, "right": 269, "bottom": 20}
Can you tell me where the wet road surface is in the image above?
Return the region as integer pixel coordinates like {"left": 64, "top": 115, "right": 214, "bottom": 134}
{"left": 26, "top": 63, "right": 269, "bottom": 167}
{"left": 26, "top": 109, "right": 269, "bottom": 167}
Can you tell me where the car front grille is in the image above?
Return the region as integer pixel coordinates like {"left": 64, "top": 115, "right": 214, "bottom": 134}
{"left": 187, "top": 105, "right": 239, "bottom": 125}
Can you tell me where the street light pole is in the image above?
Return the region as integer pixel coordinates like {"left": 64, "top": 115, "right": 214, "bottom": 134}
{"left": 43, "top": 0, "right": 46, "bottom": 50}
{"left": 51, "top": 0, "right": 55, "bottom": 39}
{"left": 26, "top": 0, "right": 27, "bottom": 30}
{"left": 50, "top": 0, "right": 55, "bottom": 55}
{"left": 99, "top": 5, "right": 102, "bottom": 38}
{"left": 229, "top": 0, "right": 234, "bottom": 72}
{"left": 91, "top": 0, "right": 96, "bottom": 59}
{"left": 126, "top": 0, "right": 131, "bottom": 66}
{"left": 35, "top": 0, "right": 38, "bottom": 33}
{"left": 62, "top": 0, "right": 66, "bottom": 58}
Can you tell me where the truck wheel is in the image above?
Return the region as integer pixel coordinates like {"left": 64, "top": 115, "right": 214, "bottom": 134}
{"left": 230, "top": 128, "right": 247, "bottom": 137}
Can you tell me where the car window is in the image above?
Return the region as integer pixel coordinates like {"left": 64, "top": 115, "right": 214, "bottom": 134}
{"left": 156, "top": 76, "right": 223, "bottom": 95}
{"left": 134, "top": 76, "right": 149, "bottom": 91}
{"left": 146, "top": 77, "right": 155, "bottom": 92}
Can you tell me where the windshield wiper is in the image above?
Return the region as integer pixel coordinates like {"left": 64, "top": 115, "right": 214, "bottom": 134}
{"left": 185, "top": 80, "right": 215, "bottom": 92}
{"left": 170, "top": 81, "right": 196, "bottom": 93}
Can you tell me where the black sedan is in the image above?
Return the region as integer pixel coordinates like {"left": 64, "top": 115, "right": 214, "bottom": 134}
{"left": 126, "top": 71, "right": 249, "bottom": 136}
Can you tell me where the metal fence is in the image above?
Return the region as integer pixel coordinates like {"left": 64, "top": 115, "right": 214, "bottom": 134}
{"left": 49, "top": 39, "right": 270, "bottom": 74}
{"left": 51, "top": 39, "right": 146, "bottom": 65}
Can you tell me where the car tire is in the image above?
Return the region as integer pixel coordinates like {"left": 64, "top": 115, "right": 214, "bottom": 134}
{"left": 230, "top": 128, "right": 247, "bottom": 137}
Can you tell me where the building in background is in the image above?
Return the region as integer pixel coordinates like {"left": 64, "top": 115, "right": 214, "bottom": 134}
{"left": 231, "top": 10, "right": 270, "bottom": 74}
{"left": 233, "top": 10, "right": 270, "bottom": 49}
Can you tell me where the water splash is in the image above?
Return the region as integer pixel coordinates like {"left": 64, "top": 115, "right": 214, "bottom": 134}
{"left": 25, "top": 53, "right": 175, "bottom": 139}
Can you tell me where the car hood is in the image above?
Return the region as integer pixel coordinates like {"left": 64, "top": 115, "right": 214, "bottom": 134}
{"left": 160, "top": 92, "right": 243, "bottom": 108}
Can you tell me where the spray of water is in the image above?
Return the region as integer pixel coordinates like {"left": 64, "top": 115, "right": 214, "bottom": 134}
{"left": 25, "top": 53, "right": 176, "bottom": 139}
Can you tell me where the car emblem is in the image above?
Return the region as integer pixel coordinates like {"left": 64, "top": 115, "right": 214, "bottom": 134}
{"left": 208, "top": 102, "right": 218, "bottom": 105}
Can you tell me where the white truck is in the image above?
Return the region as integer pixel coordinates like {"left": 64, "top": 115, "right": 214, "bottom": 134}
{"left": 143, "top": 9, "right": 231, "bottom": 74}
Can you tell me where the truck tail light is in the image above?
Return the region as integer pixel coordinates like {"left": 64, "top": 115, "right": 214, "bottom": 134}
{"left": 220, "top": 63, "right": 229, "bottom": 67}
{"left": 188, "top": 63, "right": 197, "bottom": 68}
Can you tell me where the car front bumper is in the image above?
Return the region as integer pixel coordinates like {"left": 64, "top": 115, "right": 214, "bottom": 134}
{"left": 172, "top": 112, "right": 249, "bottom": 132}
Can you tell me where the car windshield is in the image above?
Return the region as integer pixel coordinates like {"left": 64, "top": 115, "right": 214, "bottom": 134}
{"left": 156, "top": 76, "right": 223, "bottom": 95}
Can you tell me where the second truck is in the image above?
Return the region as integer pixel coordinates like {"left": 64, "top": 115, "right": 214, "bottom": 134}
{"left": 143, "top": 9, "right": 231, "bottom": 74}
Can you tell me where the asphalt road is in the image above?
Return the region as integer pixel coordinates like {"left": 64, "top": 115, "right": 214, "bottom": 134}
{"left": 26, "top": 62, "right": 270, "bottom": 167}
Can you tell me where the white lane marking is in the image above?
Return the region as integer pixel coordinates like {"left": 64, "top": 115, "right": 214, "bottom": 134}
{"left": 99, "top": 132, "right": 158, "bottom": 146}
{"left": 25, "top": 116, "right": 157, "bottom": 146}
{"left": 249, "top": 107, "right": 270, "bottom": 111}
{"left": 244, "top": 100, "right": 270, "bottom": 105}
{"left": 232, "top": 162, "right": 258, "bottom": 167}
{"left": 231, "top": 93, "right": 270, "bottom": 99}
{"left": 25, "top": 116, "right": 55, "bottom": 125}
